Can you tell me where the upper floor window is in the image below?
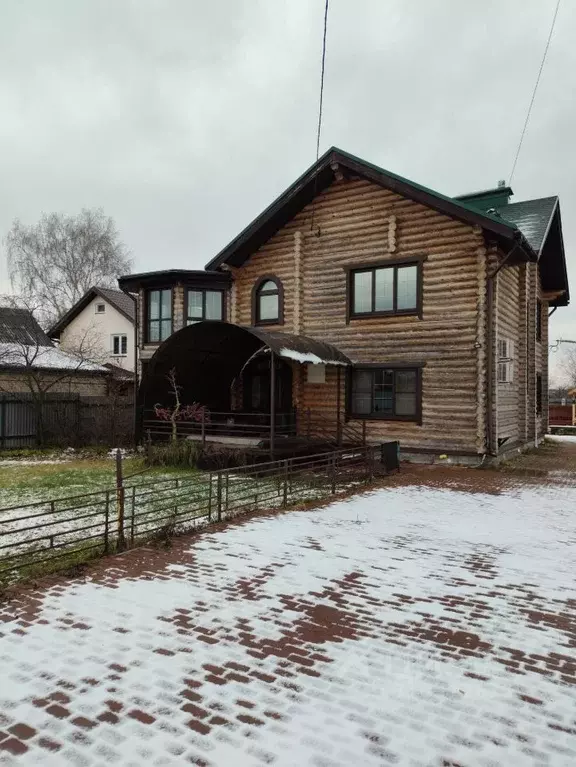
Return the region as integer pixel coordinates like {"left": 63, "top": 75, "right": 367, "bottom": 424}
{"left": 112, "top": 334, "right": 128, "bottom": 356}
{"left": 95, "top": 303, "right": 106, "bottom": 314}
{"left": 146, "top": 288, "right": 172, "bottom": 343}
{"left": 253, "top": 276, "right": 283, "bottom": 325}
{"left": 349, "top": 260, "right": 421, "bottom": 318}
{"left": 187, "top": 289, "right": 224, "bottom": 324}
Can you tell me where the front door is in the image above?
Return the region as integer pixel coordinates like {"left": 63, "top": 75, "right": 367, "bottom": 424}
{"left": 243, "top": 357, "right": 293, "bottom": 415}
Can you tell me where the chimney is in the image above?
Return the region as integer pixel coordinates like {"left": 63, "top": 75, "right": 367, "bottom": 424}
{"left": 454, "top": 181, "right": 513, "bottom": 211}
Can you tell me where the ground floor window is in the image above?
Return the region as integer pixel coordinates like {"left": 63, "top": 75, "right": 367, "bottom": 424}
{"left": 348, "top": 366, "right": 421, "bottom": 421}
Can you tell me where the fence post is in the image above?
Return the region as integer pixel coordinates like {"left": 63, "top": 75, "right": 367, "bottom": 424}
{"left": 201, "top": 410, "right": 206, "bottom": 448}
{"left": 282, "top": 459, "right": 289, "bottom": 507}
{"left": 367, "top": 446, "right": 374, "bottom": 483}
{"left": 115, "top": 449, "right": 126, "bottom": 551}
{"left": 331, "top": 454, "right": 337, "bottom": 494}
{"left": 216, "top": 472, "right": 223, "bottom": 522}
{"left": 130, "top": 486, "right": 136, "bottom": 545}
{"left": 0, "top": 397, "right": 5, "bottom": 450}
{"left": 208, "top": 473, "right": 213, "bottom": 521}
{"left": 104, "top": 490, "right": 110, "bottom": 554}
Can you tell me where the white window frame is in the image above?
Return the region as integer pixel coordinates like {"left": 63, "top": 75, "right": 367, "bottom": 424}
{"left": 497, "top": 338, "right": 514, "bottom": 383}
{"left": 95, "top": 303, "right": 106, "bottom": 314}
{"left": 112, "top": 334, "right": 128, "bottom": 357}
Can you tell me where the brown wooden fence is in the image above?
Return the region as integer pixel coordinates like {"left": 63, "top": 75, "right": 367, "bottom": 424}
{"left": 0, "top": 394, "right": 134, "bottom": 449}
{"left": 549, "top": 404, "right": 575, "bottom": 427}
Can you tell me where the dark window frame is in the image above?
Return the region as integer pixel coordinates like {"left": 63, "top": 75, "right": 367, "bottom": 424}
{"left": 536, "top": 299, "right": 543, "bottom": 343}
{"left": 145, "top": 287, "right": 173, "bottom": 344}
{"left": 345, "top": 256, "right": 425, "bottom": 322}
{"left": 185, "top": 287, "right": 226, "bottom": 325}
{"left": 346, "top": 363, "right": 423, "bottom": 424}
{"left": 252, "top": 275, "right": 284, "bottom": 326}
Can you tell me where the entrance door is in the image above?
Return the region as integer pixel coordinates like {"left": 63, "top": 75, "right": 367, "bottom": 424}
{"left": 243, "top": 356, "right": 293, "bottom": 415}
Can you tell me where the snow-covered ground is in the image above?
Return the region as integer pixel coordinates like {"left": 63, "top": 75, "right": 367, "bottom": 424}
{"left": 1, "top": 479, "right": 576, "bottom": 765}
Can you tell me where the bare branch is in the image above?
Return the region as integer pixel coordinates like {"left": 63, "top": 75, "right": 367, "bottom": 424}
{"left": 5, "top": 208, "right": 132, "bottom": 327}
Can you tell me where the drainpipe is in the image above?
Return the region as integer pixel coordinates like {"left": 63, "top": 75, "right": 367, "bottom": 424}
{"left": 485, "top": 237, "right": 522, "bottom": 456}
{"left": 120, "top": 286, "right": 140, "bottom": 448}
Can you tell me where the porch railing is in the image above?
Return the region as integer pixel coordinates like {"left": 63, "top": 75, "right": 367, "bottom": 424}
{"left": 143, "top": 408, "right": 367, "bottom": 448}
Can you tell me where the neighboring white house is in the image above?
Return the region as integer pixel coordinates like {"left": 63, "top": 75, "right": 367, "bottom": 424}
{"left": 49, "top": 287, "right": 136, "bottom": 371}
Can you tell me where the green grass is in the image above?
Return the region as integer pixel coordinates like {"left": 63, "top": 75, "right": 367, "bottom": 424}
{"left": 0, "top": 457, "right": 197, "bottom": 508}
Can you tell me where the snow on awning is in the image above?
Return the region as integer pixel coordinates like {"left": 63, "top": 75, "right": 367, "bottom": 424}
{"left": 247, "top": 327, "right": 351, "bottom": 366}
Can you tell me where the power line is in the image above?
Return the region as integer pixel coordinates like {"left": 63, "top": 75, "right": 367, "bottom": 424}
{"left": 315, "top": 0, "right": 330, "bottom": 162}
{"left": 509, "top": 0, "right": 561, "bottom": 184}
{"left": 310, "top": 0, "right": 330, "bottom": 233}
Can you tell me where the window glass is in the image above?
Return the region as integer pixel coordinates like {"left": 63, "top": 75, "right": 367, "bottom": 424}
{"left": 259, "top": 293, "right": 278, "bottom": 321}
{"left": 373, "top": 369, "right": 394, "bottom": 413}
{"left": 374, "top": 269, "right": 394, "bottom": 311}
{"left": 205, "top": 291, "right": 223, "bottom": 320}
{"left": 121, "top": 335, "right": 127, "bottom": 355}
{"left": 351, "top": 369, "right": 372, "bottom": 414}
{"left": 161, "top": 289, "right": 171, "bottom": 317}
{"left": 396, "top": 265, "right": 418, "bottom": 310}
{"left": 149, "top": 290, "right": 160, "bottom": 320}
{"left": 395, "top": 370, "right": 417, "bottom": 415}
{"left": 353, "top": 271, "right": 372, "bottom": 313}
{"left": 350, "top": 368, "right": 418, "bottom": 419}
{"left": 260, "top": 280, "right": 277, "bottom": 292}
{"left": 188, "top": 291, "right": 203, "bottom": 321}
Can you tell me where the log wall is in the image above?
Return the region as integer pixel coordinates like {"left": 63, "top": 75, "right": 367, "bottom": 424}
{"left": 496, "top": 265, "right": 521, "bottom": 445}
{"left": 231, "top": 175, "right": 488, "bottom": 453}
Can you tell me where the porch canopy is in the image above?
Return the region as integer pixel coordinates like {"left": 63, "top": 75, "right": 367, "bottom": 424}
{"left": 140, "top": 320, "right": 351, "bottom": 416}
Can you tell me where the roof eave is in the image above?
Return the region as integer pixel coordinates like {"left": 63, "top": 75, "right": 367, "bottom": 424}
{"left": 204, "top": 147, "right": 520, "bottom": 271}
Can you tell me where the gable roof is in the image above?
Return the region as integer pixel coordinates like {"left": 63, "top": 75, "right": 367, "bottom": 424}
{"left": 0, "top": 306, "right": 52, "bottom": 346}
{"left": 205, "top": 146, "right": 532, "bottom": 271}
{"left": 49, "top": 286, "right": 136, "bottom": 338}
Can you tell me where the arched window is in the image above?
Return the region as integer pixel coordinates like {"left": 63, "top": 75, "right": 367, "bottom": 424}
{"left": 252, "top": 276, "right": 283, "bottom": 325}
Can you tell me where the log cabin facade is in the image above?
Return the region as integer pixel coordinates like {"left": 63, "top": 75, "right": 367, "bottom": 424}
{"left": 119, "top": 148, "right": 569, "bottom": 461}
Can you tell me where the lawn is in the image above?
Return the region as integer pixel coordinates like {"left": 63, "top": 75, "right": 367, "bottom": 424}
{"left": 0, "top": 456, "right": 189, "bottom": 508}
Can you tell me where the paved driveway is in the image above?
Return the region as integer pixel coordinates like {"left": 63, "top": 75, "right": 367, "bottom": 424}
{"left": 1, "top": 466, "right": 576, "bottom": 766}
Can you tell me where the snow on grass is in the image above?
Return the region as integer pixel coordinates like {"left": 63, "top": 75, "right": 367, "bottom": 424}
{"left": 0, "top": 462, "right": 353, "bottom": 578}
{"left": 1, "top": 481, "right": 576, "bottom": 765}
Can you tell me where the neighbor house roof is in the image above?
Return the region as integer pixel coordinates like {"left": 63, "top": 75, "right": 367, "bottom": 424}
{"left": 0, "top": 343, "right": 107, "bottom": 374}
{"left": 0, "top": 306, "right": 52, "bottom": 346}
{"left": 48, "top": 286, "right": 136, "bottom": 338}
{"left": 205, "top": 146, "right": 532, "bottom": 272}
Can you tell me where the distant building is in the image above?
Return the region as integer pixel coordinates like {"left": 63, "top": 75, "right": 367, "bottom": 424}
{"left": 49, "top": 287, "right": 135, "bottom": 371}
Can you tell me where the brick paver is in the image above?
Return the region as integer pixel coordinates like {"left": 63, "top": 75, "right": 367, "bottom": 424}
{"left": 1, "top": 454, "right": 575, "bottom": 765}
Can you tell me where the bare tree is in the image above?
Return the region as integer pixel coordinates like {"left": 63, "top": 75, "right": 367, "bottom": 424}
{"left": 0, "top": 297, "right": 108, "bottom": 446}
{"left": 5, "top": 208, "right": 132, "bottom": 327}
{"left": 565, "top": 347, "right": 576, "bottom": 391}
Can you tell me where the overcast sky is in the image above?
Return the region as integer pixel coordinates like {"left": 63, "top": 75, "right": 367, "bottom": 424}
{"left": 1, "top": 0, "right": 574, "bottom": 382}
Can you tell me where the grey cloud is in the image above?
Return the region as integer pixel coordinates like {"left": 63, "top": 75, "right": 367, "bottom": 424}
{"left": 0, "top": 0, "right": 574, "bottom": 380}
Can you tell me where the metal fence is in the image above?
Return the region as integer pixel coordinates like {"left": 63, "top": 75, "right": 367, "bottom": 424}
{"left": 0, "top": 445, "right": 394, "bottom": 584}
{"left": 0, "top": 394, "right": 134, "bottom": 449}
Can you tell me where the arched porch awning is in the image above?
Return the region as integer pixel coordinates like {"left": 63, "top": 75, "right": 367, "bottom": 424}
{"left": 140, "top": 321, "right": 351, "bottom": 413}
